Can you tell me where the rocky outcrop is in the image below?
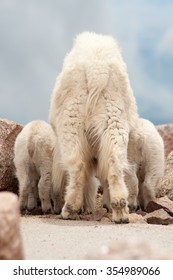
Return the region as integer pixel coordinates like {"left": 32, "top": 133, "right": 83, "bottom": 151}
{"left": 157, "top": 151, "right": 173, "bottom": 200}
{"left": 0, "top": 192, "right": 24, "bottom": 259}
{"left": 155, "top": 124, "right": 173, "bottom": 200}
{"left": 156, "top": 124, "right": 173, "bottom": 157}
{"left": 0, "top": 118, "right": 23, "bottom": 194}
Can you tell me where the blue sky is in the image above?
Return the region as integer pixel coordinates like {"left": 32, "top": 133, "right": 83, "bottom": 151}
{"left": 0, "top": 0, "right": 173, "bottom": 125}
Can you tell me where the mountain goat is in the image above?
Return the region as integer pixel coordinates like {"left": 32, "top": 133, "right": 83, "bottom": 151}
{"left": 14, "top": 120, "right": 56, "bottom": 214}
{"left": 125, "top": 118, "right": 165, "bottom": 211}
{"left": 49, "top": 32, "right": 139, "bottom": 223}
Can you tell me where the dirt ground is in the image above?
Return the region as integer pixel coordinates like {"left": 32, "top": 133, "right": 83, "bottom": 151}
{"left": 20, "top": 215, "right": 173, "bottom": 260}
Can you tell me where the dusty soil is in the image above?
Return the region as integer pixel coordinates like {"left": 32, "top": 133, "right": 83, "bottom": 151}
{"left": 21, "top": 215, "right": 173, "bottom": 260}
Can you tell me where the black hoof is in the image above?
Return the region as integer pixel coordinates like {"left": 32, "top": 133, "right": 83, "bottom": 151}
{"left": 66, "top": 203, "right": 73, "bottom": 214}
{"left": 120, "top": 198, "right": 126, "bottom": 208}
{"left": 114, "top": 218, "right": 129, "bottom": 224}
{"left": 111, "top": 202, "right": 117, "bottom": 209}
{"left": 103, "top": 204, "right": 109, "bottom": 212}
{"left": 43, "top": 208, "right": 52, "bottom": 215}
{"left": 128, "top": 205, "right": 137, "bottom": 213}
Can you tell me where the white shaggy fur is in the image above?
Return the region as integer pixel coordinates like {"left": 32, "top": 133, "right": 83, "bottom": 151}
{"left": 14, "top": 120, "right": 56, "bottom": 213}
{"left": 125, "top": 118, "right": 165, "bottom": 211}
{"left": 49, "top": 32, "right": 139, "bottom": 223}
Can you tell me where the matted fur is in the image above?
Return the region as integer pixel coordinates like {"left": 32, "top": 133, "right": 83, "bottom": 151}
{"left": 126, "top": 118, "right": 165, "bottom": 211}
{"left": 14, "top": 120, "right": 56, "bottom": 213}
{"left": 49, "top": 32, "right": 139, "bottom": 223}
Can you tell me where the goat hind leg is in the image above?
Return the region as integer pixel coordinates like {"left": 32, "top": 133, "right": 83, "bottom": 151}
{"left": 38, "top": 173, "right": 52, "bottom": 214}
{"left": 83, "top": 175, "right": 98, "bottom": 214}
{"left": 108, "top": 158, "right": 129, "bottom": 223}
{"left": 125, "top": 170, "right": 139, "bottom": 212}
{"left": 61, "top": 159, "right": 87, "bottom": 219}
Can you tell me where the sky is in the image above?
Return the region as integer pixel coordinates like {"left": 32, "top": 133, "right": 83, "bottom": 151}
{"left": 0, "top": 0, "right": 173, "bottom": 125}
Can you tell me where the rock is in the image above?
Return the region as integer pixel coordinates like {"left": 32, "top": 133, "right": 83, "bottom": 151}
{"left": 80, "top": 208, "right": 107, "bottom": 221}
{"left": 129, "top": 213, "right": 147, "bottom": 223}
{"left": 0, "top": 192, "right": 24, "bottom": 259}
{"left": 136, "top": 210, "right": 147, "bottom": 216}
{"left": 156, "top": 124, "right": 173, "bottom": 157}
{"left": 146, "top": 196, "right": 173, "bottom": 216}
{"left": 145, "top": 209, "right": 173, "bottom": 225}
{"left": 156, "top": 151, "right": 173, "bottom": 200}
{"left": 86, "top": 239, "right": 173, "bottom": 259}
{"left": 0, "top": 118, "right": 23, "bottom": 194}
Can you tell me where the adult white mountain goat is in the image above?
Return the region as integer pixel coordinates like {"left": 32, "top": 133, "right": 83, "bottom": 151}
{"left": 49, "top": 32, "right": 139, "bottom": 223}
{"left": 14, "top": 120, "right": 56, "bottom": 213}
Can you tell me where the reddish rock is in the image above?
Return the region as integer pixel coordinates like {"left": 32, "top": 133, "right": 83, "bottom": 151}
{"left": 0, "top": 192, "right": 24, "bottom": 259}
{"left": 136, "top": 210, "right": 147, "bottom": 216}
{"left": 156, "top": 151, "right": 173, "bottom": 200}
{"left": 0, "top": 118, "right": 23, "bottom": 194}
{"left": 146, "top": 196, "right": 173, "bottom": 216}
{"left": 145, "top": 209, "right": 173, "bottom": 225}
{"left": 80, "top": 208, "right": 107, "bottom": 221}
{"left": 156, "top": 124, "right": 173, "bottom": 157}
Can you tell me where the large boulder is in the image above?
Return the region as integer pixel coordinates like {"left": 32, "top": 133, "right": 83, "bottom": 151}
{"left": 0, "top": 118, "right": 23, "bottom": 194}
{"left": 0, "top": 192, "right": 24, "bottom": 259}
{"left": 156, "top": 124, "right": 173, "bottom": 157}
